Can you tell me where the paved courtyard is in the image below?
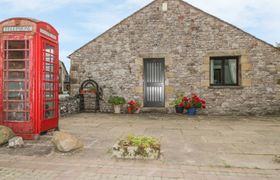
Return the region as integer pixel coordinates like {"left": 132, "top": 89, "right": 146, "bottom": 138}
{"left": 0, "top": 113, "right": 280, "bottom": 179}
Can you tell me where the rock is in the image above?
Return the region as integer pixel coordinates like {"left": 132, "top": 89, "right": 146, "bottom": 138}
{"left": 8, "top": 136, "right": 24, "bottom": 148}
{"left": 52, "top": 132, "right": 83, "bottom": 152}
{"left": 0, "top": 126, "right": 16, "bottom": 145}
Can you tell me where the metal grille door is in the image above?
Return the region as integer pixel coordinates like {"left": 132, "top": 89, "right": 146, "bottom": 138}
{"left": 144, "top": 59, "right": 165, "bottom": 107}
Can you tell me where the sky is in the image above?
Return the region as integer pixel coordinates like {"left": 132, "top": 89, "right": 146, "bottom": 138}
{"left": 0, "top": 0, "right": 279, "bottom": 71}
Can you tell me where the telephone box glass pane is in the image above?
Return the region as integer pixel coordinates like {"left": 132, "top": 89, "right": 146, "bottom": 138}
{"left": 8, "top": 51, "right": 25, "bottom": 59}
{"left": 8, "top": 112, "right": 25, "bottom": 121}
{"left": 46, "top": 45, "right": 54, "bottom": 54}
{"left": 3, "top": 40, "right": 29, "bottom": 122}
{"left": 45, "top": 82, "right": 54, "bottom": 90}
{"left": 45, "top": 92, "right": 54, "bottom": 99}
{"left": 8, "top": 61, "right": 25, "bottom": 69}
{"left": 8, "top": 72, "right": 25, "bottom": 79}
{"left": 46, "top": 63, "right": 53, "bottom": 72}
{"left": 8, "top": 102, "right": 26, "bottom": 110}
{"left": 45, "top": 110, "right": 54, "bottom": 119}
{"left": 8, "top": 82, "right": 25, "bottom": 90}
{"left": 7, "top": 92, "right": 26, "bottom": 100}
{"left": 43, "top": 43, "right": 56, "bottom": 120}
{"left": 45, "top": 73, "right": 53, "bottom": 80}
{"left": 8, "top": 41, "right": 25, "bottom": 49}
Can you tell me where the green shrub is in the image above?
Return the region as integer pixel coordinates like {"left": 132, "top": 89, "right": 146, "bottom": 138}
{"left": 108, "top": 96, "right": 126, "bottom": 105}
{"left": 123, "top": 134, "right": 160, "bottom": 150}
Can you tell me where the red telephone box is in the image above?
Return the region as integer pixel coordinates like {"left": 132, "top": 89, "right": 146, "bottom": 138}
{"left": 0, "top": 18, "right": 59, "bottom": 140}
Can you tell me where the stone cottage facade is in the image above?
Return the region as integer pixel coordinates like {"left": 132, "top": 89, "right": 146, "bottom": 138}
{"left": 69, "top": 0, "right": 280, "bottom": 115}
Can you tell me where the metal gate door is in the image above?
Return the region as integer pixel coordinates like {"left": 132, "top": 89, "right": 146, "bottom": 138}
{"left": 144, "top": 59, "right": 165, "bottom": 107}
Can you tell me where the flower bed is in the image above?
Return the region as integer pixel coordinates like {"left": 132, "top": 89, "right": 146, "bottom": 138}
{"left": 112, "top": 134, "right": 160, "bottom": 160}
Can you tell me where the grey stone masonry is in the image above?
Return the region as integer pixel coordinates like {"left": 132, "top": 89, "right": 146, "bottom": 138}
{"left": 59, "top": 95, "right": 80, "bottom": 117}
{"left": 69, "top": 0, "right": 280, "bottom": 115}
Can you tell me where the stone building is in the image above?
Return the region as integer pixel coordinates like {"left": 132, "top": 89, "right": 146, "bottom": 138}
{"left": 69, "top": 0, "right": 280, "bottom": 115}
{"left": 59, "top": 61, "right": 70, "bottom": 94}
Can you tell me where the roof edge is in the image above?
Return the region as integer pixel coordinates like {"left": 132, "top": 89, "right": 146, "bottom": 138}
{"left": 69, "top": 0, "right": 280, "bottom": 58}
{"left": 68, "top": 0, "right": 158, "bottom": 58}
{"left": 178, "top": 0, "right": 279, "bottom": 51}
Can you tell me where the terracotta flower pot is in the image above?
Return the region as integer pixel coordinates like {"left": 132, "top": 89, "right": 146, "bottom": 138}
{"left": 127, "top": 106, "right": 133, "bottom": 114}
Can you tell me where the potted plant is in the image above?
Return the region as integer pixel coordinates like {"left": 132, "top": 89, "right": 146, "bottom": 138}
{"left": 171, "top": 94, "right": 184, "bottom": 113}
{"left": 181, "top": 94, "right": 206, "bottom": 115}
{"left": 127, "top": 100, "right": 142, "bottom": 114}
{"left": 108, "top": 96, "right": 126, "bottom": 114}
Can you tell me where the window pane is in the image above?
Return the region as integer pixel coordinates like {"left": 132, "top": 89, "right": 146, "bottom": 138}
{"left": 7, "top": 82, "right": 25, "bottom": 90}
{"left": 45, "top": 101, "right": 54, "bottom": 108}
{"left": 45, "top": 54, "right": 54, "bottom": 62}
{"left": 8, "top": 61, "right": 25, "bottom": 69}
{"left": 45, "top": 73, "right": 53, "bottom": 80}
{"left": 46, "top": 45, "right": 54, "bottom": 54}
{"left": 8, "top": 40, "right": 25, "bottom": 49}
{"left": 8, "top": 112, "right": 25, "bottom": 121}
{"left": 7, "top": 71, "right": 25, "bottom": 80}
{"left": 45, "top": 82, "right": 54, "bottom": 90}
{"left": 7, "top": 102, "right": 26, "bottom": 110}
{"left": 8, "top": 51, "right": 25, "bottom": 59}
{"left": 224, "top": 59, "right": 237, "bottom": 84}
{"left": 45, "top": 63, "right": 53, "bottom": 72}
{"left": 7, "top": 91, "right": 26, "bottom": 100}
{"left": 45, "top": 92, "right": 54, "bottom": 99}
{"left": 211, "top": 60, "right": 222, "bottom": 85}
{"left": 45, "top": 110, "right": 54, "bottom": 119}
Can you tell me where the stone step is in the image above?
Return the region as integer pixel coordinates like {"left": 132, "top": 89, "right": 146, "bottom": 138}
{"left": 141, "top": 107, "right": 167, "bottom": 113}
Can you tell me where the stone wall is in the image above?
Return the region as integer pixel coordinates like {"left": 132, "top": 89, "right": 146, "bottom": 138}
{"left": 59, "top": 95, "right": 80, "bottom": 117}
{"left": 69, "top": 0, "right": 280, "bottom": 115}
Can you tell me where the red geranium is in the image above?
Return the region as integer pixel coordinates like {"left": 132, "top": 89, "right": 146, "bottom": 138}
{"left": 128, "top": 100, "right": 137, "bottom": 106}
{"left": 181, "top": 94, "right": 206, "bottom": 109}
{"left": 179, "top": 102, "right": 185, "bottom": 107}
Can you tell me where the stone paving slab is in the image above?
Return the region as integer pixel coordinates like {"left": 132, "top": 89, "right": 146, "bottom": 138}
{"left": 0, "top": 156, "right": 279, "bottom": 180}
{"left": 0, "top": 113, "right": 280, "bottom": 179}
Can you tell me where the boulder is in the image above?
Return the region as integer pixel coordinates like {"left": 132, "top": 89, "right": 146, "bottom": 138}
{"left": 0, "top": 126, "right": 15, "bottom": 145}
{"left": 8, "top": 136, "right": 24, "bottom": 148}
{"left": 52, "top": 132, "right": 83, "bottom": 152}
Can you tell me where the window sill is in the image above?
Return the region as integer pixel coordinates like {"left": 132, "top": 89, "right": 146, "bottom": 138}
{"left": 208, "top": 86, "right": 244, "bottom": 89}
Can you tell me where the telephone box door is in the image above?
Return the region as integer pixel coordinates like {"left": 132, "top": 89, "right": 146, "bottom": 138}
{"left": 0, "top": 38, "right": 33, "bottom": 134}
{"left": 41, "top": 39, "right": 59, "bottom": 132}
